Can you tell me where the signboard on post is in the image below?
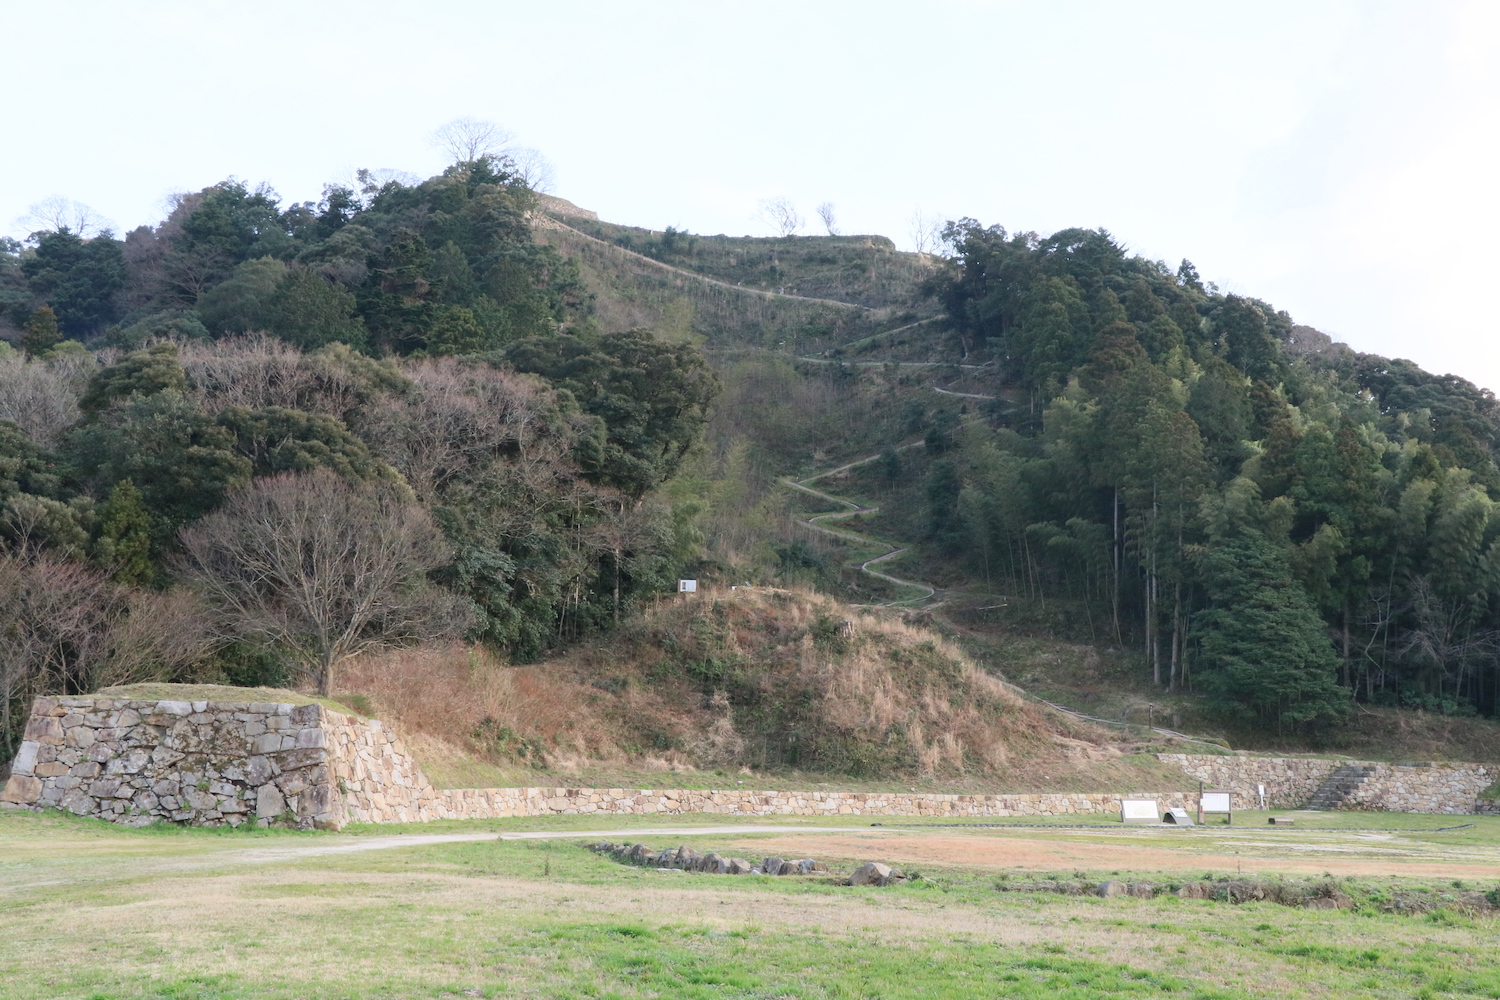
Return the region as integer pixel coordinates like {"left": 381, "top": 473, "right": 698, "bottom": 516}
{"left": 678, "top": 580, "right": 698, "bottom": 594}
{"left": 1200, "top": 790, "right": 1232, "bottom": 825}
{"left": 1120, "top": 798, "right": 1159, "bottom": 824}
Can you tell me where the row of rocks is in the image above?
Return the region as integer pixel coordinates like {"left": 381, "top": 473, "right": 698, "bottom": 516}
{"left": 589, "top": 841, "right": 830, "bottom": 876}
{"left": 588, "top": 842, "right": 914, "bottom": 886}
{"left": 1000, "top": 876, "right": 1356, "bottom": 908}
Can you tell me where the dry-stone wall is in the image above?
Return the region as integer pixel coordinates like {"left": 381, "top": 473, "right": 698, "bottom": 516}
{"left": 1346, "top": 763, "right": 1494, "bottom": 814}
{"left": 1156, "top": 754, "right": 1339, "bottom": 808}
{"left": 0, "top": 695, "right": 343, "bottom": 828}
{"left": 3, "top": 694, "right": 1195, "bottom": 829}
{"left": 1157, "top": 753, "right": 1498, "bottom": 814}
{"left": 5, "top": 697, "right": 1497, "bottom": 828}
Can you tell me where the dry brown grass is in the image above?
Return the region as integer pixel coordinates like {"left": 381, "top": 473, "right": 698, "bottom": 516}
{"left": 333, "top": 587, "right": 1164, "bottom": 790}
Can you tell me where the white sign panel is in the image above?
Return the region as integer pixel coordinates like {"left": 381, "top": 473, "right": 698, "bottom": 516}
{"left": 678, "top": 579, "right": 698, "bottom": 593}
{"left": 1201, "top": 791, "right": 1232, "bottom": 813}
{"left": 1121, "top": 798, "right": 1159, "bottom": 823}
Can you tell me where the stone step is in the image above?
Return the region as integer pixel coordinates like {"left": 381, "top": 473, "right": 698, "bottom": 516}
{"left": 1305, "top": 764, "right": 1378, "bottom": 810}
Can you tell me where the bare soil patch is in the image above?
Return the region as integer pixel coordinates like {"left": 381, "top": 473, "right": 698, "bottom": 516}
{"left": 711, "top": 827, "right": 1500, "bottom": 879}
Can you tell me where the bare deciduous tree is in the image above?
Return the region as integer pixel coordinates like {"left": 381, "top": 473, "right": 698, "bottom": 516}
{"left": 357, "top": 357, "right": 556, "bottom": 503}
{"left": 0, "top": 554, "right": 213, "bottom": 765}
{"left": 816, "top": 202, "right": 839, "bottom": 236}
{"left": 18, "top": 196, "right": 114, "bottom": 237}
{"left": 0, "top": 353, "right": 87, "bottom": 448}
{"left": 179, "top": 470, "right": 469, "bottom": 695}
{"left": 908, "top": 209, "right": 943, "bottom": 257}
{"left": 756, "top": 197, "right": 804, "bottom": 237}
{"left": 430, "top": 117, "right": 515, "bottom": 165}
{"left": 509, "top": 147, "right": 556, "bottom": 193}
{"left": 178, "top": 336, "right": 407, "bottom": 424}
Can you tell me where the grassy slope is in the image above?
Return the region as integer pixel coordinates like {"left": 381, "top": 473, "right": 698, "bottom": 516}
{"left": 535, "top": 199, "right": 1500, "bottom": 766}
{"left": 6, "top": 808, "right": 1500, "bottom": 999}
{"left": 326, "top": 588, "right": 1199, "bottom": 795}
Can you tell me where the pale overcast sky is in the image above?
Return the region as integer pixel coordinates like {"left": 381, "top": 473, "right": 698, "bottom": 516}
{"left": 5, "top": 2, "right": 1498, "bottom": 388}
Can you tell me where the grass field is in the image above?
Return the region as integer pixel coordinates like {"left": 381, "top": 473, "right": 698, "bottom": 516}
{"left": 4, "top": 808, "right": 1500, "bottom": 999}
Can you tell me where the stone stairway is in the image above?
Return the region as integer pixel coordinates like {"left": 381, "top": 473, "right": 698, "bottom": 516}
{"left": 1305, "top": 763, "right": 1378, "bottom": 810}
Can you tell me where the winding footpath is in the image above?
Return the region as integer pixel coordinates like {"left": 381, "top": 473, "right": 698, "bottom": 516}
{"left": 534, "top": 213, "right": 880, "bottom": 312}
{"left": 779, "top": 369, "right": 1000, "bottom": 608}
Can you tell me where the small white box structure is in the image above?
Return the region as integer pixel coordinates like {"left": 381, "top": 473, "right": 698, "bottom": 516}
{"left": 1120, "top": 798, "right": 1159, "bottom": 824}
{"left": 1163, "top": 807, "right": 1194, "bottom": 826}
{"left": 677, "top": 579, "right": 698, "bottom": 593}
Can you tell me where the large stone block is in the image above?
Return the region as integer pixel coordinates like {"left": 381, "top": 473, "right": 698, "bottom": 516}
{"left": 1, "top": 775, "right": 42, "bottom": 804}
{"left": 23, "top": 717, "right": 63, "bottom": 744}
{"left": 9, "top": 741, "right": 38, "bottom": 777}
{"left": 257, "top": 783, "right": 286, "bottom": 820}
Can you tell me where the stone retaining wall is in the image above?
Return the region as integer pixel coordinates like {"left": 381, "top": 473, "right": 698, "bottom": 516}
{"left": 1157, "top": 754, "right": 1498, "bottom": 814}
{"left": 2, "top": 695, "right": 1192, "bottom": 829}
{"left": 4, "top": 697, "right": 1497, "bottom": 828}
{"left": 1347, "top": 763, "right": 1494, "bottom": 814}
{"left": 1156, "top": 754, "right": 1340, "bottom": 809}
{"left": 0, "top": 695, "right": 344, "bottom": 828}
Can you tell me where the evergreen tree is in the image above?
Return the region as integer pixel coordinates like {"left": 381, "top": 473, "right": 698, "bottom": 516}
{"left": 20, "top": 306, "right": 60, "bottom": 356}
{"left": 1194, "top": 479, "right": 1350, "bottom": 730}
{"left": 93, "top": 479, "right": 153, "bottom": 585}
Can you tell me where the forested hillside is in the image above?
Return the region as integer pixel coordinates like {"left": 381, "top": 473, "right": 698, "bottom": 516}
{"left": 916, "top": 222, "right": 1500, "bottom": 732}
{"left": 4, "top": 147, "right": 1500, "bottom": 773}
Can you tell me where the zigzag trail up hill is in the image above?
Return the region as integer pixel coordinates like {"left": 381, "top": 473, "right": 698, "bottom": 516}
{"left": 779, "top": 443, "right": 1223, "bottom": 750}
{"left": 529, "top": 198, "right": 1227, "bottom": 759}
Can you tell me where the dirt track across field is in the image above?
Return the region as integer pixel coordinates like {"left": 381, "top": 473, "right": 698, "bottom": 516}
{"left": 705, "top": 826, "right": 1500, "bottom": 879}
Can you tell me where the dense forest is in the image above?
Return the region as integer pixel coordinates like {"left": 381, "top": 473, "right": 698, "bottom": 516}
{"left": 922, "top": 222, "right": 1500, "bottom": 729}
{"left": 0, "top": 156, "right": 717, "bottom": 760}
{"left": 4, "top": 147, "right": 1500, "bottom": 768}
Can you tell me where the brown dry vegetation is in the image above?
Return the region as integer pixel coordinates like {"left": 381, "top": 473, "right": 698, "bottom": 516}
{"left": 338, "top": 587, "right": 1192, "bottom": 792}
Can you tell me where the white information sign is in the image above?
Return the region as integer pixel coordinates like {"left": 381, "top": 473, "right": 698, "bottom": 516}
{"left": 678, "top": 579, "right": 698, "bottom": 593}
{"left": 1121, "top": 798, "right": 1159, "bottom": 823}
{"left": 1201, "top": 791, "right": 1232, "bottom": 813}
{"left": 1164, "top": 807, "right": 1194, "bottom": 826}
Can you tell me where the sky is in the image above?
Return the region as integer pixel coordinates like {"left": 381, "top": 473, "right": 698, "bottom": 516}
{"left": 5, "top": 1, "right": 1498, "bottom": 388}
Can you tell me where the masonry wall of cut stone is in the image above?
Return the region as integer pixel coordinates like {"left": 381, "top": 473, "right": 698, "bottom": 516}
{"left": 1346, "top": 763, "right": 1495, "bottom": 814}
{"left": 1157, "top": 754, "right": 1498, "bottom": 814}
{"left": 4, "top": 697, "right": 1497, "bottom": 829}
{"left": 0, "top": 696, "right": 344, "bottom": 829}
{"left": 1156, "top": 754, "right": 1340, "bottom": 809}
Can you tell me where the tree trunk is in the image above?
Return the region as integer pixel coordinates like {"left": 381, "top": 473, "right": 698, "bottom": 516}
{"left": 1169, "top": 579, "right": 1181, "bottom": 692}
{"left": 1342, "top": 598, "right": 1351, "bottom": 689}
{"left": 1112, "top": 488, "right": 1121, "bottom": 645}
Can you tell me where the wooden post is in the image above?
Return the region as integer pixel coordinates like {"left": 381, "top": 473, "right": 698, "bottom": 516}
{"left": 1197, "top": 780, "right": 1203, "bottom": 825}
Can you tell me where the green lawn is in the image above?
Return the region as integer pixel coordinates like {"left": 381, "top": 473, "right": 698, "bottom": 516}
{"left": 4, "top": 808, "right": 1500, "bottom": 999}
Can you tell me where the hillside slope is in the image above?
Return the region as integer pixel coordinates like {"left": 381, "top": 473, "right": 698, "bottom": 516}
{"left": 337, "top": 588, "right": 1197, "bottom": 794}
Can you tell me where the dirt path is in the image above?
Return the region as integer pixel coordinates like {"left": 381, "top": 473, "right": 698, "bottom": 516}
{"left": 534, "top": 213, "right": 877, "bottom": 312}
{"left": 721, "top": 828, "right": 1500, "bottom": 879}
{"left": 780, "top": 469, "right": 936, "bottom": 607}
